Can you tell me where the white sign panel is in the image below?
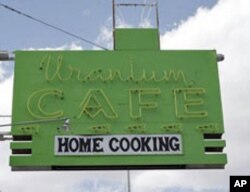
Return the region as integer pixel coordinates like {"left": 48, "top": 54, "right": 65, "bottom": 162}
{"left": 55, "top": 135, "right": 182, "bottom": 155}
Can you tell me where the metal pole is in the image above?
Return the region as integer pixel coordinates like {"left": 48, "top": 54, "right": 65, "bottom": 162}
{"left": 155, "top": 0, "right": 160, "bottom": 49}
{"left": 155, "top": 0, "right": 160, "bottom": 29}
{"left": 112, "top": 0, "right": 116, "bottom": 50}
{"left": 0, "top": 51, "right": 14, "bottom": 61}
{"left": 127, "top": 170, "right": 131, "bottom": 192}
{"left": 0, "top": 131, "right": 12, "bottom": 141}
{"left": 0, "top": 117, "right": 67, "bottom": 128}
{"left": 0, "top": 115, "right": 12, "bottom": 118}
{"left": 217, "top": 54, "right": 225, "bottom": 62}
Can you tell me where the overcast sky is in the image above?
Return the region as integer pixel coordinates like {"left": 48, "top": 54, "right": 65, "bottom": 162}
{"left": 1, "top": 0, "right": 250, "bottom": 191}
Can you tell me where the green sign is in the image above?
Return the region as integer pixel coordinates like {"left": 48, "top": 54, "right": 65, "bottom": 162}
{"left": 10, "top": 29, "right": 226, "bottom": 170}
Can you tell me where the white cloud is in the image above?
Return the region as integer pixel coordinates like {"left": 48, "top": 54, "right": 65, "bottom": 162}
{"left": 1, "top": 0, "right": 250, "bottom": 191}
{"left": 0, "top": 62, "right": 5, "bottom": 82}
{"left": 0, "top": 169, "right": 126, "bottom": 192}
{"left": 133, "top": 170, "right": 228, "bottom": 192}
{"left": 94, "top": 16, "right": 133, "bottom": 50}
{"left": 73, "top": 179, "right": 126, "bottom": 192}
{"left": 27, "top": 42, "right": 84, "bottom": 51}
{"left": 0, "top": 75, "right": 13, "bottom": 184}
{"left": 0, "top": 75, "right": 13, "bottom": 128}
{"left": 94, "top": 14, "right": 154, "bottom": 50}
{"left": 132, "top": 0, "right": 250, "bottom": 191}
{"left": 95, "top": 24, "right": 113, "bottom": 50}
{"left": 139, "top": 18, "right": 153, "bottom": 28}
{"left": 0, "top": 61, "right": 11, "bottom": 83}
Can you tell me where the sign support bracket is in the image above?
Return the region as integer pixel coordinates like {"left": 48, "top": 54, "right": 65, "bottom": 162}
{"left": 127, "top": 170, "right": 131, "bottom": 192}
{"left": 0, "top": 131, "right": 12, "bottom": 141}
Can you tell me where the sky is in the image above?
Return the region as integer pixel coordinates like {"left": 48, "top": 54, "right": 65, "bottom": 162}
{"left": 1, "top": 0, "right": 250, "bottom": 191}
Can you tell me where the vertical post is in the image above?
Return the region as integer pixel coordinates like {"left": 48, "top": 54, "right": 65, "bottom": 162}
{"left": 155, "top": 0, "right": 160, "bottom": 48}
{"left": 127, "top": 170, "right": 131, "bottom": 192}
{"left": 112, "top": 0, "right": 116, "bottom": 50}
{"left": 155, "top": 0, "right": 160, "bottom": 29}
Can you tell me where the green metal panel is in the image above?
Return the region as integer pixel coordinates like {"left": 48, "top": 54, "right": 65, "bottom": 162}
{"left": 114, "top": 29, "right": 160, "bottom": 50}
{"left": 10, "top": 29, "right": 226, "bottom": 170}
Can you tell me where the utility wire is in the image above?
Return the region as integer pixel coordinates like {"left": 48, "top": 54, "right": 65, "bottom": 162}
{"left": 0, "top": 2, "right": 109, "bottom": 50}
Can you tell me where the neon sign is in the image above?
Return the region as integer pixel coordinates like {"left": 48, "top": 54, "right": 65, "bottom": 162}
{"left": 10, "top": 29, "right": 226, "bottom": 170}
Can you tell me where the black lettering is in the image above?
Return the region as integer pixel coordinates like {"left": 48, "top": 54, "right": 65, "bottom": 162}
{"left": 152, "top": 137, "right": 158, "bottom": 151}
{"left": 79, "top": 138, "right": 91, "bottom": 152}
{"left": 120, "top": 137, "right": 130, "bottom": 152}
{"left": 69, "top": 138, "right": 79, "bottom": 152}
{"left": 58, "top": 137, "right": 69, "bottom": 152}
{"left": 141, "top": 137, "right": 152, "bottom": 152}
{"left": 93, "top": 138, "right": 104, "bottom": 152}
{"left": 109, "top": 137, "right": 119, "bottom": 152}
{"left": 170, "top": 137, "right": 180, "bottom": 151}
{"left": 131, "top": 137, "right": 141, "bottom": 152}
{"left": 159, "top": 137, "right": 169, "bottom": 151}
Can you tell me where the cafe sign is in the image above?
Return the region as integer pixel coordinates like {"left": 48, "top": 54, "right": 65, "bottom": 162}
{"left": 10, "top": 29, "right": 226, "bottom": 170}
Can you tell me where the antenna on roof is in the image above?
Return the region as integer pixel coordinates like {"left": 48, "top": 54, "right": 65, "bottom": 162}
{"left": 112, "top": 0, "right": 160, "bottom": 49}
{"left": 112, "top": 0, "right": 159, "bottom": 29}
